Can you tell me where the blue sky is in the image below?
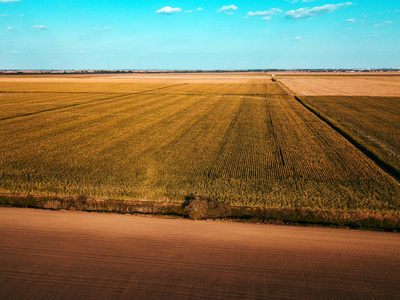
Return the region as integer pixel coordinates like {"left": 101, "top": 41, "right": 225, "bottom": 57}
{"left": 1, "top": 0, "right": 399, "bottom": 70}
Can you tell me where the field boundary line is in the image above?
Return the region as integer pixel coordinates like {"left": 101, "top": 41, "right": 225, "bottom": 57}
{"left": 277, "top": 80, "right": 400, "bottom": 185}
{"left": 1, "top": 194, "right": 400, "bottom": 231}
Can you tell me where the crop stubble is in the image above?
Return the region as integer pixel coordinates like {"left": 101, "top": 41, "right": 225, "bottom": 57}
{"left": 298, "top": 96, "right": 400, "bottom": 175}
{"left": 0, "top": 75, "right": 399, "bottom": 212}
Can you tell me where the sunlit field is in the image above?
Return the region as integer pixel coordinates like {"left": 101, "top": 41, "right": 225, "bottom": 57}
{"left": 1, "top": 74, "right": 399, "bottom": 214}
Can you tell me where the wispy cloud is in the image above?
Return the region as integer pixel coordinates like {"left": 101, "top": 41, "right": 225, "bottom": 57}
{"left": 374, "top": 20, "right": 393, "bottom": 27}
{"left": 346, "top": 18, "right": 355, "bottom": 22}
{"left": 218, "top": 5, "right": 237, "bottom": 14}
{"left": 7, "top": 26, "right": 13, "bottom": 30}
{"left": 247, "top": 8, "right": 282, "bottom": 17}
{"left": 294, "top": 36, "right": 303, "bottom": 40}
{"left": 32, "top": 25, "right": 49, "bottom": 31}
{"left": 284, "top": 2, "right": 352, "bottom": 19}
{"left": 184, "top": 7, "right": 204, "bottom": 13}
{"left": 156, "top": 6, "right": 182, "bottom": 14}
{"left": 1, "top": 0, "right": 21, "bottom": 2}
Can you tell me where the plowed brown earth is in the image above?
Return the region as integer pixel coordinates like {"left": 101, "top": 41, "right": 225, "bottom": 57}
{"left": 1, "top": 208, "right": 399, "bottom": 299}
{"left": 278, "top": 75, "right": 400, "bottom": 96}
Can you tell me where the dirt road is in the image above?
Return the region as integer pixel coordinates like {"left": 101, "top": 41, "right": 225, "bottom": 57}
{"left": 1, "top": 208, "right": 399, "bottom": 299}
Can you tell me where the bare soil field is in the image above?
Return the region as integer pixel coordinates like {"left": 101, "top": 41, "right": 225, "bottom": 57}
{"left": 277, "top": 74, "right": 400, "bottom": 96}
{"left": 1, "top": 207, "right": 400, "bottom": 299}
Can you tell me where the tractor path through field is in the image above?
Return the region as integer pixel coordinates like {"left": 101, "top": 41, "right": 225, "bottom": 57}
{"left": 1, "top": 207, "right": 399, "bottom": 299}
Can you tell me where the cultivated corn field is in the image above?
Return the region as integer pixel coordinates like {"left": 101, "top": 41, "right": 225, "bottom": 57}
{"left": 1, "top": 75, "right": 399, "bottom": 212}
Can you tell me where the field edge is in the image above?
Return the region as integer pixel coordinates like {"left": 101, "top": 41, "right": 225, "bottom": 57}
{"left": 1, "top": 194, "right": 399, "bottom": 232}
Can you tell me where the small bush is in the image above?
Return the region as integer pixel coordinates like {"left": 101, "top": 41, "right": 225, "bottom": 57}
{"left": 183, "top": 197, "right": 231, "bottom": 220}
{"left": 184, "top": 197, "right": 208, "bottom": 220}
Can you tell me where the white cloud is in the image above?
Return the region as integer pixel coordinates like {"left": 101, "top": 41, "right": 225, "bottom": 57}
{"left": 7, "top": 26, "right": 13, "bottom": 30}
{"left": 156, "top": 6, "right": 182, "bottom": 14}
{"left": 374, "top": 20, "right": 393, "bottom": 27}
{"left": 284, "top": 2, "right": 352, "bottom": 19}
{"left": 247, "top": 8, "right": 282, "bottom": 17}
{"left": 218, "top": 5, "right": 237, "bottom": 13}
{"left": 1, "top": 0, "right": 21, "bottom": 2}
{"left": 346, "top": 18, "right": 355, "bottom": 22}
{"left": 262, "top": 16, "right": 271, "bottom": 20}
{"left": 184, "top": 8, "right": 203, "bottom": 13}
{"left": 32, "top": 25, "right": 49, "bottom": 31}
{"left": 294, "top": 36, "right": 303, "bottom": 40}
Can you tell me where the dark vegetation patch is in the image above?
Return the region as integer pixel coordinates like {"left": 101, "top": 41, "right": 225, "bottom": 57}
{"left": 294, "top": 95, "right": 400, "bottom": 183}
{"left": 1, "top": 194, "right": 399, "bottom": 232}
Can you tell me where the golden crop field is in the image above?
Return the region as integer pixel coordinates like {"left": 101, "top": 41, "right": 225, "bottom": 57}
{"left": 1, "top": 74, "right": 399, "bottom": 213}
